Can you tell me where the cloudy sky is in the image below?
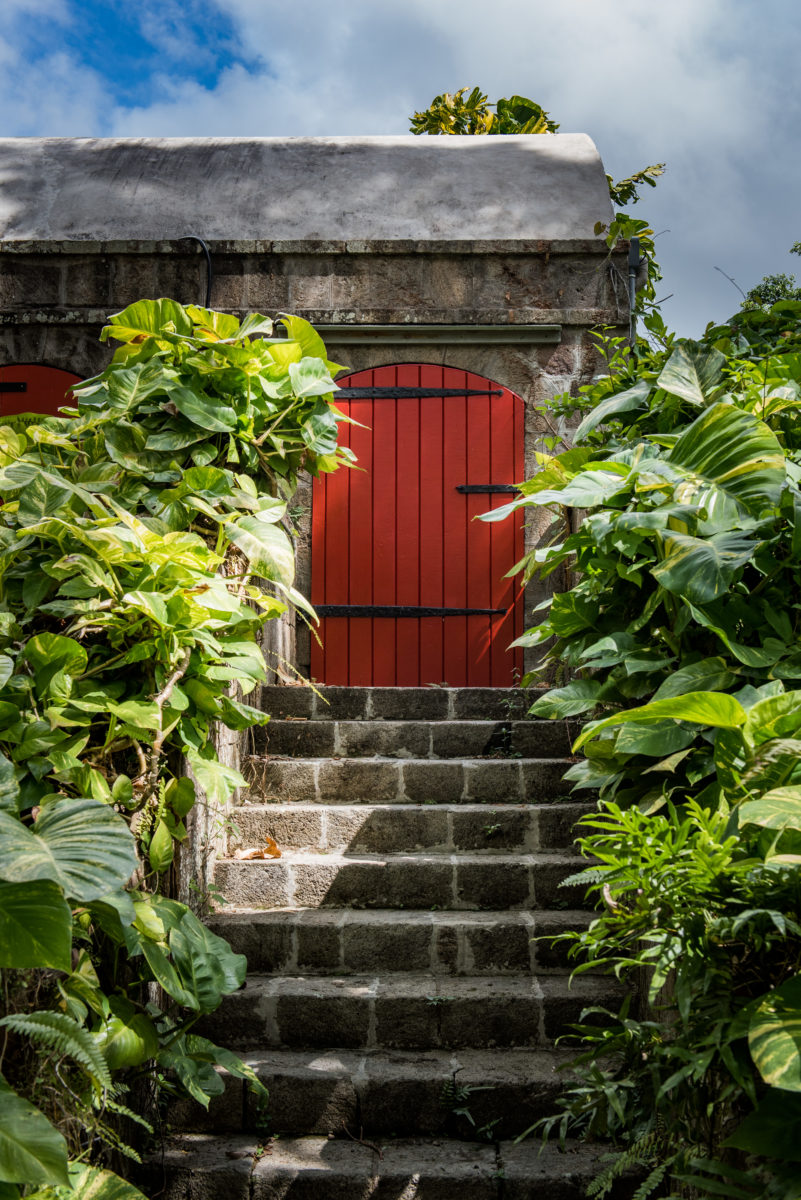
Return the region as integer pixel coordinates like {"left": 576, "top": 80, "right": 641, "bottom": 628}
{"left": 4, "top": 0, "right": 800, "bottom": 335}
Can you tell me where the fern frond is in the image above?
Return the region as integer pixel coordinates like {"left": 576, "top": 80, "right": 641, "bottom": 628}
{"left": 103, "top": 1097, "right": 154, "bottom": 1132}
{"left": 633, "top": 1162, "right": 667, "bottom": 1200}
{"left": 0, "top": 1010, "right": 112, "bottom": 1090}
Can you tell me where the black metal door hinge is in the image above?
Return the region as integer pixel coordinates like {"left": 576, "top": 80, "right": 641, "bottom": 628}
{"left": 316, "top": 604, "right": 508, "bottom": 618}
{"left": 456, "top": 484, "right": 518, "bottom": 494}
{"left": 336, "top": 386, "right": 503, "bottom": 400}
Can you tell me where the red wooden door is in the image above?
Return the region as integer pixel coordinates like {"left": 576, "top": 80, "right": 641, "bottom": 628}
{"left": 311, "top": 364, "right": 525, "bottom": 687}
{"left": 0, "top": 365, "right": 81, "bottom": 418}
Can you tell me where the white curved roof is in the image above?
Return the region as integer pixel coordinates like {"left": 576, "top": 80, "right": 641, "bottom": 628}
{"left": 0, "top": 135, "right": 612, "bottom": 244}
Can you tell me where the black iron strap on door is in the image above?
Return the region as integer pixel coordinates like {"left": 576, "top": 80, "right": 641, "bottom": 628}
{"left": 335, "top": 386, "right": 504, "bottom": 400}
{"left": 456, "top": 484, "right": 518, "bottom": 494}
{"left": 0, "top": 383, "right": 26, "bottom": 393}
{"left": 316, "top": 605, "right": 509, "bottom": 618}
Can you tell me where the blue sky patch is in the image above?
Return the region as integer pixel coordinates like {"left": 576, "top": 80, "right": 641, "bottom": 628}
{"left": 20, "top": 0, "right": 258, "bottom": 109}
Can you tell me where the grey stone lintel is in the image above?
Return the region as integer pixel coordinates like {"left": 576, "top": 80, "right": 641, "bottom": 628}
{"left": 315, "top": 323, "right": 562, "bottom": 345}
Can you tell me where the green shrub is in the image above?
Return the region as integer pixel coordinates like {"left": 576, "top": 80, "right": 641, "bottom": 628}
{"left": 498, "top": 302, "right": 801, "bottom": 1197}
{"left": 0, "top": 301, "right": 351, "bottom": 1196}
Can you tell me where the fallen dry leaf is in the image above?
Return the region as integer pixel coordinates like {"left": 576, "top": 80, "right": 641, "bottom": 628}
{"left": 234, "top": 836, "right": 281, "bottom": 860}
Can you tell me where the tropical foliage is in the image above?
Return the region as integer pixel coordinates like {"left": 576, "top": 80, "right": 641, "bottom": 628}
{"left": 409, "top": 85, "right": 560, "bottom": 136}
{"left": 742, "top": 241, "right": 801, "bottom": 312}
{"left": 494, "top": 300, "right": 801, "bottom": 1197}
{"left": 0, "top": 301, "right": 350, "bottom": 1196}
{"left": 410, "top": 85, "right": 665, "bottom": 311}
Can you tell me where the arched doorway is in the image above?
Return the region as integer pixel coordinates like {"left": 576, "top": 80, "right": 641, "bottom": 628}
{"left": 0, "top": 364, "right": 81, "bottom": 418}
{"left": 311, "top": 364, "right": 525, "bottom": 687}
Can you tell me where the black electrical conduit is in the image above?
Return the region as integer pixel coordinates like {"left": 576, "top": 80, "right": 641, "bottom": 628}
{"left": 178, "top": 236, "right": 213, "bottom": 308}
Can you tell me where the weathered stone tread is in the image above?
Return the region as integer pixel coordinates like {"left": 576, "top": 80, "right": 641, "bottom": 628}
{"left": 200, "top": 972, "right": 624, "bottom": 1050}
{"left": 208, "top": 907, "right": 594, "bottom": 975}
{"left": 228, "top": 801, "right": 590, "bottom": 854}
{"left": 145, "top": 1133, "right": 620, "bottom": 1200}
{"left": 170, "top": 1045, "right": 578, "bottom": 1138}
{"left": 259, "top": 718, "right": 576, "bottom": 759}
{"left": 214, "top": 850, "right": 587, "bottom": 910}
{"left": 244, "top": 755, "right": 575, "bottom": 804}
{"left": 260, "top": 685, "right": 543, "bottom": 722}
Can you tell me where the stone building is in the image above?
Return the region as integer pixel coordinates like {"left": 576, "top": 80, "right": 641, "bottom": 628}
{"left": 0, "top": 135, "right": 626, "bottom": 686}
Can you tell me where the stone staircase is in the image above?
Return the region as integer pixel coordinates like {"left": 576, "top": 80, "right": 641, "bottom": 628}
{"left": 151, "top": 687, "right": 626, "bottom": 1199}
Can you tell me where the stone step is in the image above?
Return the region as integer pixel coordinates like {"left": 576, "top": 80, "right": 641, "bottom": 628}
{"left": 144, "top": 1133, "right": 618, "bottom": 1200}
{"left": 214, "top": 851, "right": 587, "bottom": 910}
{"left": 244, "top": 755, "right": 573, "bottom": 805}
{"left": 207, "top": 908, "right": 594, "bottom": 976}
{"left": 170, "top": 1046, "right": 578, "bottom": 1140}
{"left": 200, "top": 973, "right": 623, "bottom": 1051}
{"left": 259, "top": 718, "right": 575, "bottom": 759}
{"left": 229, "top": 802, "right": 589, "bottom": 855}
{"left": 260, "top": 685, "right": 541, "bottom": 723}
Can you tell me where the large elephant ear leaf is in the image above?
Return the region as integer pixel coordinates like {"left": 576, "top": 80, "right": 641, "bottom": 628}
{"left": 656, "top": 343, "right": 726, "bottom": 406}
{"left": 749, "top": 975, "right": 801, "bottom": 1091}
{"left": 667, "top": 402, "right": 785, "bottom": 511}
{"left": 0, "top": 880, "right": 72, "bottom": 972}
{"left": 0, "top": 1078, "right": 70, "bottom": 1187}
{"left": 0, "top": 798, "right": 138, "bottom": 903}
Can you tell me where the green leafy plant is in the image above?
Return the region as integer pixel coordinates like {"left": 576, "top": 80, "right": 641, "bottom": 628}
{"left": 0, "top": 300, "right": 350, "bottom": 1196}
{"left": 502, "top": 301, "right": 801, "bottom": 1196}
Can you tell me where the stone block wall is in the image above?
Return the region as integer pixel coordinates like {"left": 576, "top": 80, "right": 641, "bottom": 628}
{"left": 1, "top": 235, "right": 628, "bottom": 679}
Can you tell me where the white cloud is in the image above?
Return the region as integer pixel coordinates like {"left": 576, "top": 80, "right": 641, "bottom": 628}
{"left": 5, "top": 0, "right": 801, "bottom": 331}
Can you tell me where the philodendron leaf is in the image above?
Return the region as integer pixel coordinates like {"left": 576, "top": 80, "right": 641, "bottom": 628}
{"left": 530, "top": 679, "right": 603, "bottom": 719}
{"left": 0, "top": 880, "right": 72, "bottom": 972}
{"left": 668, "top": 402, "right": 785, "bottom": 511}
{"left": 573, "top": 691, "right": 747, "bottom": 751}
{"left": 656, "top": 343, "right": 726, "bottom": 406}
{"left": 749, "top": 975, "right": 801, "bottom": 1091}
{"left": 101, "top": 299, "right": 193, "bottom": 343}
{"left": 725, "top": 1088, "right": 801, "bottom": 1161}
{"left": 156, "top": 1049, "right": 223, "bottom": 1107}
{"left": 0, "top": 756, "right": 18, "bottom": 815}
{"left": 67, "top": 1163, "right": 149, "bottom": 1200}
{"left": 288, "top": 357, "right": 338, "bottom": 399}
{"left": 168, "top": 908, "right": 247, "bottom": 1012}
{"left": 574, "top": 380, "right": 651, "bottom": 442}
{"left": 651, "top": 529, "right": 756, "bottom": 603}
{"left": 652, "top": 657, "right": 737, "bottom": 700}
{"left": 23, "top": 633, "right": 87, "bottom": 681}
{"left": 148, "top": 819, "right": 174, "bottom": 873}
{"left": 0, "top": 798, "right": 138, "bottom": 903}
{"left": 227, "top": 514, "right": 295, "bottom": 586}
{"left": 169, "top": 386, "right": 237, "bottom": 433}
{"left": 0, "top": 1078, "right": 69, "bottom": 1187}
{"left": 740, "top": 787, "right": 801, "bottom": 832}
{"left": 94, "top": 1011, "right": 159, "bottom": 1072}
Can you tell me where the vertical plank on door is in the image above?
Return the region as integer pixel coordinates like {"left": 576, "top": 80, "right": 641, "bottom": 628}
{"left": 418, "top": 365, "right": 445, "bottom": 685}
{"left": 347, "top": 389, "right": 374, "bottom": 685}
{"left": 464, "top": 369, "right": 492, "bottom": 686}
{"left": 395, "top": 363, "right": 422, "bottom": 686}
{"left": 371, "top": 367, "right": 398, "bottom": 685}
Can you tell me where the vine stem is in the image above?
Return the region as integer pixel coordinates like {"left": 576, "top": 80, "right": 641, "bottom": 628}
{"left": 141, "top": 649, "right": 192, "bottom": 807}
{"left": 0, "top": 971, "right": 8, "bottom": 1071}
